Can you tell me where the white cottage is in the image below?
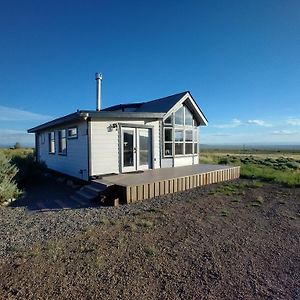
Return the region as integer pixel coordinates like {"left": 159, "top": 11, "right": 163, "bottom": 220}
{"left": 28, "top": 79, "right": 208, "bottom": 182}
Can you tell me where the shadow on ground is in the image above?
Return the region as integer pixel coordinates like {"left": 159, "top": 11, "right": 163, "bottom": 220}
{"left": 10, "top": 177, "right": 99, "bottom": 212}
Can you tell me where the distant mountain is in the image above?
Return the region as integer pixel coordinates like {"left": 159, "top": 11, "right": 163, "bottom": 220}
{"left": 200, "top": 144, "right": 300, "bottom": 151}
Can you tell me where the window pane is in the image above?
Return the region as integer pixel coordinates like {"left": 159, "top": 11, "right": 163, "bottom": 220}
{"left": 175, "top": 130, "right": 183, "bottom": 142}
{"left": 175, "top": 143, "right": 183, "bottom": 155}
{"left": 164, "top": 143, "right": 172, "bottom": 156}
{"left": 164, "top": 128, "right": 172, "bottom": 142}
{"left": 59, "top": 130, "right": 67, "bottom": 154}
{"left": 185, "top": 143, "right": 193, "bottom": 154}
{"left": 194, "top": 143, "right": 198, "bottom": 154}
{"left": 185, "top": 130, "right": 193, "bottom": 142}
{"left": 123, "top": 130, "right": 134, "bottom": 167}
{"left": 164, "top": 114, "right": 173, "bottom": 124}
{"left": 139, "top": 129, "right": 149, "bottom": 166}
{"left": 175, "top": 106, "right": 184, "bottom": 125}
{"left": 185, "top": 106, "right": 193, "bottom": 126}
{"left": 49, "top": 132, "right": 55, "bottom": 153}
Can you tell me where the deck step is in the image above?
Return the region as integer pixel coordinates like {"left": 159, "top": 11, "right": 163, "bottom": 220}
{"left": 71, "top": 182, "right": 108, "bottom": 205}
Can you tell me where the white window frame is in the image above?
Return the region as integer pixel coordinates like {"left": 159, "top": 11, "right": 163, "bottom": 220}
{"left": 163, "top": 105, "right": 199, "bottom": 158}
{"left": 48, "top": 131, "right": 55, "bottom": 154}
{"left": 68, "top": 127, "right": 78, "bottom": 139}
{"left": 163, "top": 127, "right": 173, "bottom": 157}
{"left": 58, "top": 129, "right": 67, "bottom": 155}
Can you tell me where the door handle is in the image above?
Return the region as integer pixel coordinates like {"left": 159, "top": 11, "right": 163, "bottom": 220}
{"left": 133, "top": 147, "right": 137, "bottom": 153}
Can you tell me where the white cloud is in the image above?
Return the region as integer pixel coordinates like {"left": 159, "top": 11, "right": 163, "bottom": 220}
{"left": 271, "top": 130, "right": 297, "bottom": 136}
{"left": 0, "top": 105, "right": 52, "bottom": 122}
{"left": 287, "top": 118, "right": 300, "bottom": 126}
{"left": 213, "top": 118, "right": 241, "bottom": 128}
{"left": 247, "top": 119, "right": 272, "bottom": 127}
{"left": 0, "top": 129, "right": 34, "bottom": 147}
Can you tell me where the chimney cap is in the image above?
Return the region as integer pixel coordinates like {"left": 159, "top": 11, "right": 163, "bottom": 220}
{"left": 95, "top": 73, "right": 103, "bottom": 80}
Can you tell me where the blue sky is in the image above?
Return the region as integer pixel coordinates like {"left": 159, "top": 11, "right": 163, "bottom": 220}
{"left": 0, "top": 0, "right": 300, "bottom": 146}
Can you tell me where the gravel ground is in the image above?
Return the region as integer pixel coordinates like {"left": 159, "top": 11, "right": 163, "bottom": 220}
{"left": 0, "top": 179, "right": 299, "bottom": 299}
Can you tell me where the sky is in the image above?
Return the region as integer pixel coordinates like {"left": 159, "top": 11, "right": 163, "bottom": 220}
{"left": 0, "top": 0, "right": 300, "bottom": 146}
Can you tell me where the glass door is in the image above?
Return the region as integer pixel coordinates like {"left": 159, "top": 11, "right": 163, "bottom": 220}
{"left": 121, "top": 127, "right": 152, "bottom": 173}
{"left": 122, "top": 128, "right": 136, "bottom": 172}
{"left": 137, "top": 128, "right": 151, "bottom": 170}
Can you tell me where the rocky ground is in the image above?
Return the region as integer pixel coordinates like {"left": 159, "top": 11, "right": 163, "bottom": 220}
{"left": 0, "top": 179, "right": 299, "bottom": 299}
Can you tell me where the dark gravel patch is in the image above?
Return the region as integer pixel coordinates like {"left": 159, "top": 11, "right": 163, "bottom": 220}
{"left": 0, "top": 179, "right": 299, "bottom": 299}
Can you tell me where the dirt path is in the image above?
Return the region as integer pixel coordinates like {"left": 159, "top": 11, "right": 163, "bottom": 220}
{"left": 0, "top": 180, "right": 299, "bottom": 299}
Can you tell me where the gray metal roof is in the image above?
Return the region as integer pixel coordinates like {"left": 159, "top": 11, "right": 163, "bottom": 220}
{"left": 103, "top": 91, "right": 187, "bottom": 113}
{"left": 27, "top": 111, "right": 164, "bottom": 133}
{"left": 28, "top": 91, "right": 208, "bottom": 133}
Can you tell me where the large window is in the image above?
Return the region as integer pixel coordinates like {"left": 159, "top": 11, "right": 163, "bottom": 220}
{"left": 58, "top": 129, "right": 67, "bottom": 155}
{"left": 163, "top": 105, "right": 198, "bottom": 157}
{"left": 48, "top": 132, "right": 55, "bottom": 154}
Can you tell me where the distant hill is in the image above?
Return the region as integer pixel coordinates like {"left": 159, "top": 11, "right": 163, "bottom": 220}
{"left": 200, "top": 144, "right": 300, "bottom": 151}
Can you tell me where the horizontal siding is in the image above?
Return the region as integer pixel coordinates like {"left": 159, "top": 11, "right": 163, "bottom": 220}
{"left": 37, "top": 121, "right": 89, "bottom": 180}
{"left": 90, "top": 120, "right": 161, "bottom": 176}
{"left": 90, "top": 121, "right": 119, "bottom": 175}
{"left": 174, "top": 156, "right": 194, "bottom": 167}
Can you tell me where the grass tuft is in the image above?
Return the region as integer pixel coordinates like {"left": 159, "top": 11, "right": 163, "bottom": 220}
{"left": 144, "top": 246, "right": 156, "bottom": 257}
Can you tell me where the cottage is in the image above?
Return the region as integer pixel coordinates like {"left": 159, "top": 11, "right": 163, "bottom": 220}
{"left": 28, "top": 75, "right": 208, "bottom": 181}
{"left": 28, "top": 74, "right": 240, "bottom": 203}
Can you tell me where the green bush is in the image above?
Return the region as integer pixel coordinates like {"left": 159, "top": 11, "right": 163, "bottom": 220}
{"left": 0, "top": 152, "right": 21, "bottom": 204}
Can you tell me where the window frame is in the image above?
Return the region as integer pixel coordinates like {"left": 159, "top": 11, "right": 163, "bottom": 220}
{"left": 58, "top": 129, "right": 67, "bottom": 156}
{"left": 67, "top": 126, "right": 78, "bottom": 139}
{"left": 162, "top": 105, "right": 199, "bottom": 158}
{"left": 48, "top": 131, "right": 56, "bottom": 154}
{"left": 163, "top": 127, "right": 173, "bottom": 157}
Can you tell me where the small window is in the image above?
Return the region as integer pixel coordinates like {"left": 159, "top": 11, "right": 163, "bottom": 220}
{"left": 175, "top": 143, "right": 184, "bottom": 155}
{"left": 68, "top": 127, "right": 78, "bottom": 139}
{"left": 58, "top": 129, "right": 67, "bottom": 155}
{"left": 175, "top": 130, "right": 184, "bottom": 142}
{"left": 48, "top": 132, "right": 55, "bottom": 154}
{"left": 185, "top": 106, "right": 193, "bottom": 126}
{"left": 164, "top": 128, "right": 173, "bottom": 157}
{"left": 164, "top": 114, "right": 173, "bottom": 125}
{"left": 175, "top": 106, "right": 184, "bottom": 125}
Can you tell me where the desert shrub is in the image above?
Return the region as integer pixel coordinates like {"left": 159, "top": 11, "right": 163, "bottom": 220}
{"left": 0, "top": 152, "right": 21, "bottom": 204}
{"left": 14, "top": 142, "right": 21, "bottom": 149}
{"left": 218, "top": 157, "right": 229, "bottom": 165}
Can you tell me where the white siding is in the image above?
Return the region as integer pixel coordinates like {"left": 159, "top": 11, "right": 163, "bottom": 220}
{"left": 90, "top": 119, "right": 161, "bottom": 176}
{"left": 37, "top": 121, "right": 89, "bottom": 181}
{"left": 161, "top": 158, "right": 173, "bottom": 168}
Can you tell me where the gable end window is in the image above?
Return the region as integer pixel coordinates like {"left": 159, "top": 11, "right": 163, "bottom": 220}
{"left": 68, "top": 127, "right": 78, "bottom": 139}
{"left": 163, "top": 104, "right": 199, "bottom": 157}
{"left": 48, "top": 132, "right": 55, "bottom": 154}
{"left": 58, "top": 129, "right": 67, "bottom": 155}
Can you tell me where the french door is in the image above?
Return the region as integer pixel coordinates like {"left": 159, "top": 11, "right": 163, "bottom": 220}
{"left": 121, "top": 127, "right": 152, "bottom": 173}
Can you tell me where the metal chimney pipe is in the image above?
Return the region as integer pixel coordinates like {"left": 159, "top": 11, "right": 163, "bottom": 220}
{"left": 95, "top": 73, "right": 102, "bottom": 111}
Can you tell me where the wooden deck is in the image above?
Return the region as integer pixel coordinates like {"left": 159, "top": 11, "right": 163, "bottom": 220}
{"left": 93, "top": 164, "right": 240, "bottom": 204}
